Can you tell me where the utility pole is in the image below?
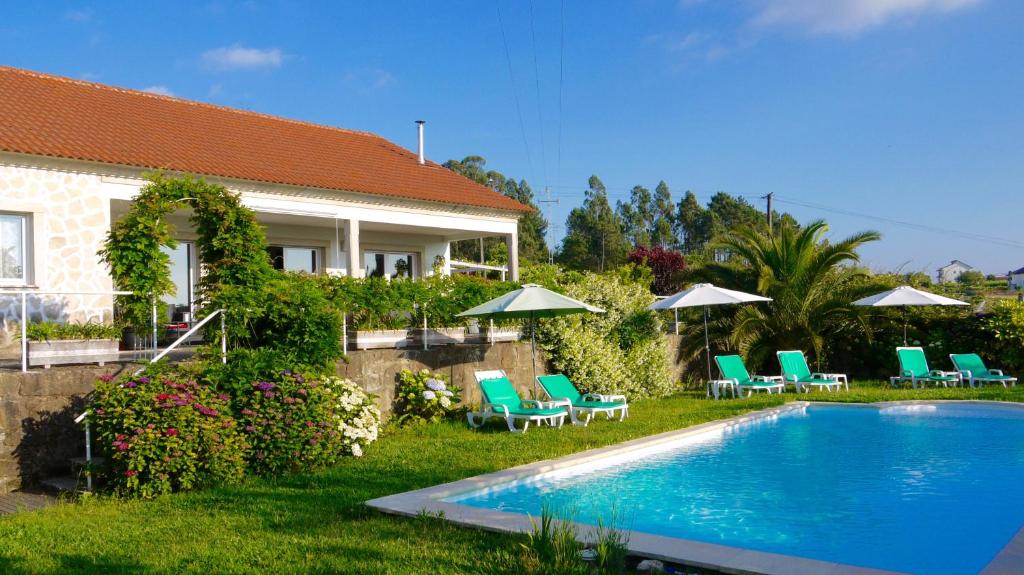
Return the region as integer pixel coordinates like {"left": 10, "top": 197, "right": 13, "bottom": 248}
{"left": 536, "top": 186, "right": 559, "bottom": 265}
{"left": 763, "top": 192, "right": 774, "bottom": 233}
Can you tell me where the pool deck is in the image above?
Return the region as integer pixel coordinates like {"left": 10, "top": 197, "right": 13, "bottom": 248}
{"left": 367, "top": 400, "right": 1024, "bottom": 575}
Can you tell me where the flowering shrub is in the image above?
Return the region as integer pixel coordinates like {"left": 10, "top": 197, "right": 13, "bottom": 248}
{"left": 539, "top": 272, "right": 674, "bottom": 399}
{"left": 627, "top": 246, "right": 685, "bottom": 295}
{"left": 393, "top": 369, "right": 462, "bottom": 425}
{"left": 91, "top": 373, "right": 248, "bottom": 498}
{"left": 235, "top": 371, "right": 380, "bottom": 474}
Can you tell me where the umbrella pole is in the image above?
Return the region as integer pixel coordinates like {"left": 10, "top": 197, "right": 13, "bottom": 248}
{"left": 903, "top": 308, "right": 908, "bottom": 346}
{"left": 704, "top": 306, "right": 712, "bottom": 382}
{"left": 531, "top": 312, "right": 538, "bottom": 397}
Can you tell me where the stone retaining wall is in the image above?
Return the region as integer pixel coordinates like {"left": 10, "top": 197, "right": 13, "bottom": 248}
{"left": 0, "top": 335, "right": 686, "bottom": 492}
{"left": 0, "top": 363, "right": 138, "bottom": 493}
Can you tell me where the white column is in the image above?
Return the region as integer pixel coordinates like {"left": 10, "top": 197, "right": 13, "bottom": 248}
{"left": 344, "top": 219, "right": 363, "bottom": 278}
{"left": 506, "top": 231, "right": 519, "bottom": 281}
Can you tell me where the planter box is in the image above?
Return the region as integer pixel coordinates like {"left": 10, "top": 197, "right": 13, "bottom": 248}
{"left": 28, "top": 339, "right": 120, "bottom": 368}
{"left": 349, "top": 330, "right": 411, "bottom": 350}
{"left": 413, "top": 327, "right": 467, "bottom": 347}
{"left": 478, "top": 326, "right": 522, "bottom": 344}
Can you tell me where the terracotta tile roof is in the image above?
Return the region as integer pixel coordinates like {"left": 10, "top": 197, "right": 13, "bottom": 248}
{"left": 0, "top": 66, "right": 531, "bottom": 213}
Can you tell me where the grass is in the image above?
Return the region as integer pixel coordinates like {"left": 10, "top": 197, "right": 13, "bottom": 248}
{"left": 0, "top": 383, "right": 1022, "bottom": 574}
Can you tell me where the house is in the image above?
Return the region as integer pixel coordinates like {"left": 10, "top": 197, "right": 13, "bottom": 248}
{"left": 1010, "top": 267, "right": 1024, "bottom": 291}
{"left": 0, "top": 66, "right": 530, "bottom": 339}
{"left": 936, "top": 260, "right": 974, "bottom": 284}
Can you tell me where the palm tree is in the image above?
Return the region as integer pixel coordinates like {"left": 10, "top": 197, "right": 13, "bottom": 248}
{"left": 696, "top": 220, "right": 882, "bottom": 371}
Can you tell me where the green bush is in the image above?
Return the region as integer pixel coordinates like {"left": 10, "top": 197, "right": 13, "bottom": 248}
{"left": 237, "top": 371, "right": 379, "bottom": 475}
{"left": 245, "top": 273, "right": 344, "bottom": 368}
{"left": 539, "top": 271, "right": 674, "bottom": 399}
{"left": 393, "top": 369, "right": 462, "bottom": 425}
{"left": 985, "top": 300, "right": 1024, "bottom": 373}
{"left": 23, "top": 321, "right": 121, "bottom": 341}
{"left": 91, "top": 372, "right": 248, "bottom": 498}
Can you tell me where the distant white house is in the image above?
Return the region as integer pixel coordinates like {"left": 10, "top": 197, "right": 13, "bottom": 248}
{"left": 936, "top": 260, "right": 975, "bottom": 284}
{"left": 1010, "top": 267, "right": 1024, "bottom": 291}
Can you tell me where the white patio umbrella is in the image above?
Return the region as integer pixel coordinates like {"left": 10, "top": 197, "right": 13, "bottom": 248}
{"left": 457, "top": 284, "right": 604, "bottom": 389}
{"left": 852, "top": 285, "right": 969, "bottom": 345}
{"left": 649, "top": 283, "right": 772, "bottom": 382}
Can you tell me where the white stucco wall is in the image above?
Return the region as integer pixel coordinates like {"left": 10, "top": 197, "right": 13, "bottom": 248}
{"left": 0, "top": 161, "right": 114, "bottom": 347}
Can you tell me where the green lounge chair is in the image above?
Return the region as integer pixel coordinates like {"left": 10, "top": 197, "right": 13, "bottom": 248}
{"left": 713, "top": 355, "right": 785, "bottom": 398}
{"left": 467, "top": 370, "right": 567, "bottom": 433}
{"left": 949, "top": 354, "right": 1018, "bottom": 388}
{"left": 536, "top": 374, "right": 628, "bottom": 426}
{"left": 893, "top": 347, "right": 961, "bottom": 388}
{"left": 777, "top": 350, "right": 848, "bottom": 393}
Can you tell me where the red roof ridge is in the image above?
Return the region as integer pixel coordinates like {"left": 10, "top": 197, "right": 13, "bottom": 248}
{"left": 0, "top": 65, "right": 389, "bottom": 143}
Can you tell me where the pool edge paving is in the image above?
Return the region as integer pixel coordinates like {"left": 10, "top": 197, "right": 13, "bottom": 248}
{"left": 366, "top": 400, "right": 1024, "bottom": 575}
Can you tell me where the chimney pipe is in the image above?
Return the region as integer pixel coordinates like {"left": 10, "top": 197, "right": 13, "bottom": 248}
{"left": 415, "top": 120, "right": 425, "bottom": 165}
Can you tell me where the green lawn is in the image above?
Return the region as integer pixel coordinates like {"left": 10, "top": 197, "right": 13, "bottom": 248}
{"left": 1, "top": 384, "right": 1022, "bottom": 574}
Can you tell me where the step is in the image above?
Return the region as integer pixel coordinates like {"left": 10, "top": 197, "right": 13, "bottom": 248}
{"left": 39, "top": 476, "right": 80, "bottom": 494}
{"left": 69, "top": 456, "right": 105, "bottom": 469}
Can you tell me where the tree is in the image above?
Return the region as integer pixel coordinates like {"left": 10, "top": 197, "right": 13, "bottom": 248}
{"left": 675, "top": 191, "right": 708, "bottom": 253}
{"left": 651, "top": 181, "right": 675, "bottom": 248}
{"left": 695, "top": 220, "right": 882, "bottom": 370}
{"left": 557, "top": 176, "right": 630, "bottom": 271}
{"left": 616, "top": 185, "right": 654, "bottom": 248}
{"left": 443, "top": 155, "right": 549, "bottom": 264}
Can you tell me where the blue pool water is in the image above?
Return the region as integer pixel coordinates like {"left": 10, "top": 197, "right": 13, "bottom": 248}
{"left": 448, "top": 403, "right": 1024, "bottom": 574}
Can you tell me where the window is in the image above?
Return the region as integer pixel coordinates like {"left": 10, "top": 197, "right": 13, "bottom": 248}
{"left": 0, "top": 213, "right": 29, "bottom": 284}
{"left": 267, "top": 245, "right": 321, "bottom": 274}
{"left": 365, "top": 251, "right": 417, "bottom": 279}
{"left": 161, "top": 242, "right": 197, "bottom": 321}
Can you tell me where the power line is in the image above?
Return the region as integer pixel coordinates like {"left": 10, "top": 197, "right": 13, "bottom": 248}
{"left": 774, "top": 195, "right": 1024, "bottom": 249}
{"left": 556, "top": 0, "right": 565, "bottom": 195}
{"left": 495, "top": 1, "right": 535, "bottom": 184}
{"left": 527, "top": 0, "right": 548, "bottom": 188}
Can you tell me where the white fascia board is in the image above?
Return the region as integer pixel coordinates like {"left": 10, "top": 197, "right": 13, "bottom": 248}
{"left": 99, "top": 178, "right": 517, "bottom": 235}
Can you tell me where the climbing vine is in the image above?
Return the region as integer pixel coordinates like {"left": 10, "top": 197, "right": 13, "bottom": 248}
{"left": 99, "top": 173, "right": 274, "bottom": 341}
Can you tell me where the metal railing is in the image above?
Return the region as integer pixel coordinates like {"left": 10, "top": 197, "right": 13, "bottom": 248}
{"left": 1, "top": 289, "right": 134, "bottom": 372}
{"left": 135, "top": 308, "right": 226, "bottom": 374}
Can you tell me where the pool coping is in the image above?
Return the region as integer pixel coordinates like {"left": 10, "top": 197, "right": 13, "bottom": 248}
{"left": 366, "top": 400, "right": 1024, "bottom": 575}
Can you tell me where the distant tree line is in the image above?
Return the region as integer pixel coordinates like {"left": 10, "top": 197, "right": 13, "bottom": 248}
{"left": 443, "top": 155, "right": 797, "bottom": 273}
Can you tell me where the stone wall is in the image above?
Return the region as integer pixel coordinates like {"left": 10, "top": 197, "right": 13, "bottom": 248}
{"left": 337, "top": 341, "right": 547, "bottom": 412}
{"left": 0, "top": 363, "right": 139, "bottom": 493}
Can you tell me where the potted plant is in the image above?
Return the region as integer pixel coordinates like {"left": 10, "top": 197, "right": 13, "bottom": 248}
{"left": 23, "top": 321, "right": 122, "bottom": 368}
{"left": 348, "top": 313, "right": 412, "bottom": 350}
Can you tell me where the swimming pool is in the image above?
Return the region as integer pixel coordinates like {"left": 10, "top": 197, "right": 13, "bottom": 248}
{"left": 369, "top": 402, "right": 1024, "bottom": 574}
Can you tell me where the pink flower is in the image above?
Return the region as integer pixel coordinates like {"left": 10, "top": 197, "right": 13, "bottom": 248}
{"left": 98, "top": 374, "right": 114, "bottom": 382}
{"left": 124, "top": 470, "right": 137, "bottom": 477}
{"left": 165, "top": 428, "right": 179, "bottom": 437}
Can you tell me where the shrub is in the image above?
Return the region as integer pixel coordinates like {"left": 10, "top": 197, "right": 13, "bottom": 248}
{"left": 393, "top": 369, "right": 462, "bottom": 425}
{"left": 23, "top": 321, "right": 121, "bottom": 341}
{"left": 90, "top": 373, "right": 248, "bottom": 498}
{"left": 245, "top": 273, "right": 344, "bottom": 368}
{"left": 985, "top": 300, "right": 1024, "bottom": 373}
{"left": 236, "top": 371, "right": 379, "bottom": 474}
{"left": 627, "top": 246, "right": 685, "bottom": 295}
{"left": 539, "top": 271, "right": 673, "bottom": 399}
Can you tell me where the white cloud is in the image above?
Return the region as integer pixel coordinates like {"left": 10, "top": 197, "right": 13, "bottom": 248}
{"left": 751, "top": 0, "right": 981, "bottom": 35}
{"left": 64, "top": 9, "right": 93, "bottom": 22}
{"left": 341, "top": 68, "right": 397, "bottom": 91}
{"left": 200, "top": 45, "right": 284, "bottom": 71}
{"left": 141, "top": 85, "right": 175, "bottom": 97}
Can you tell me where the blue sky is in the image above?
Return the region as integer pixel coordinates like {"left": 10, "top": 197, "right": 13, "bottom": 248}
{"left": 2, "top": 1, "right": 1022, "bottom": 274}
